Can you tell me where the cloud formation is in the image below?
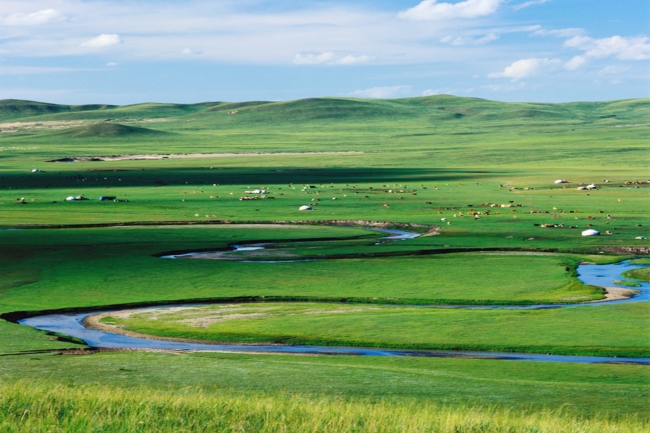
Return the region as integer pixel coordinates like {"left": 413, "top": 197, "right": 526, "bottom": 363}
{"left": 81, "top": 34, "right": 122, "bottom": 48}
{"left": 441, "top": 32, "right": 498, "bottom": 45}
{"left": 564, "top": 56, "right": 586, "bottom": 71}
{"left": 181, "top": 48, "right": 202, "bottom": 56}
{"left": 0, "top": 66, "right": 75, "bottom": 75}
{"left": 531, "top": 27, "right": 585, "bottom": 38}
{"left": 293, "top": 52, "right": 336, "bottom": 65}
{"left": 1, "top": 8, "right": 68, "bottom": 26}
{"left": 336, "top": 54, "right": 373, "bottom": 65}
{"left": 488, "top": 58, "right": 561, "bottom": 80}
{"left": 512, "top": 0, "right": 552, "bottom": 11}
{"left": 565, "top": 35, "right": 650, "bottom": 61}
{"left": 0, "top": 0, "right": 646, "bottom": 103}
{"left": 292, "top": 52, "right": 372, "bottom": 65}
{"left": 399, "top": 0, "right": 503, "bottom": 21}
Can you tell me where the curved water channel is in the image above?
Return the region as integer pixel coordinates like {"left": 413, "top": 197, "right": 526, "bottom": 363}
{"left": 17, "top": 227, "right": 650, "bottom": 364}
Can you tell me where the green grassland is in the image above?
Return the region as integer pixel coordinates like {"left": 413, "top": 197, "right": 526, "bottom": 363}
{"left": 104, "top": 302, "right": 649, "bottom": 357}
{"left": 0, "top": 95, "right": 648, "bottom": 431}
{"left": 624, "top": 267, "right": 650, "bottom": 282}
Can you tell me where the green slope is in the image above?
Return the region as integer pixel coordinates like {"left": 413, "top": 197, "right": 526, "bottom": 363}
{"left": 58, "top": 122, "right": 170, "bottom": 138}
{"left": 3, "top": 96, "right": 649, "bottom": 127}
{"left": 0, "top": 101, "right": 220, "bottom": 122}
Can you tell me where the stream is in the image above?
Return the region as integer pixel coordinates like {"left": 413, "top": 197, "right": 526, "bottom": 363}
{"left": 17, "top": 227, "right": 650, "bottom": 364}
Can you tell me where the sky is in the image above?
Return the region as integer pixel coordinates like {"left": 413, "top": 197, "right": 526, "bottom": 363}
{"left": 0, "top": 0, "right": 648, "bottom": 104}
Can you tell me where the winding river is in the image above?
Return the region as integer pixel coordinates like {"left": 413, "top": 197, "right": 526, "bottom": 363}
{"left": 17, "top": 227, "right": 650, "bottom": 364}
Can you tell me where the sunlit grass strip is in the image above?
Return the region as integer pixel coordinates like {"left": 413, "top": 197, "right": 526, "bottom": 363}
{"left": 0, "top": 380, "right": 645, "bottom": 433}
{"left": 100, "top": 302, "right": 650, "bottom": 358}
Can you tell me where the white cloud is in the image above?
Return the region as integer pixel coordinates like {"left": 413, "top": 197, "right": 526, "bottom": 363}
{"left": 440, "top": 32, "right": 498, "bottom": 46}
{"left": 181, "top": 48, "right": 202, "bottom": 56}
{"left": 0, "top": 66, "right": 75, "bottom": 75}
{"left": 1, "top": 9, "right": 68, "bottom": 26}
{"left": 565, "top": 35, "right": 650, "bottom": 61}
{"left": 292, "top": 52, "right": 336, "bottom": 65}
{"left": 531, "top": 27, "right": 585, "bottom": 38}
{"left": 292, "top": 52, "right": 372, "bottom": 65}
{"left": 598, "top": 65, "right": 631, "bottom": 76}
{"left": 564, "top": 55, "right": 585, "bottom": 71}
{"left": 488, "top": 58, "right": 561, "bottom": 80}
{"left": 477, "top": 33, "right": 499, "bottom": 43}
{"left": 105, "top": 62, "right": 119, "bottom": 67}
{"left": 0, "top": 1, "right": 522, "bottom": 66}
{"left": 335, "top": 55, "right": 373, "bottom": 65}
{"left": 81, "top": 34, "right": 122, "bottom": 48}
{"left": 349, "top": 85, "right": 412, "bottom": 98}
{"left": 512, "top": 0, "right": 552, "bottom": 11}
{"left": 398, "top": 0, "right": 503, "bottom": 21}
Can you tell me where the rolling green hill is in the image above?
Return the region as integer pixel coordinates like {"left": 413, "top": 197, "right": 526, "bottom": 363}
{"left": 2, "top": 95, "right": 648, "bottom": 127}
{"left": 0, "top": 99, "right": 115, "bottom": 120}
{"left": 58, "top": 122, "right": 170, "bottom": 138}
{"left": 0, "top": 94, "right": 648, "bottom": 432}
{"left": 1, "top": 95, "right": 647, "bottom": 167}
{"left": 0, "top": 100, "right": 219, "bottom": 122}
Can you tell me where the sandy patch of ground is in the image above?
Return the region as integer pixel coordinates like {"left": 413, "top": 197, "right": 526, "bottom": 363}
{"left": 421, "top": 227, "right": 441, "bottom": 237}
{"left": 83, "top": 310, "right": 220, "bottom": 344}
{"left": 562, "top": 287, "right": 637, "bottom": 302}
{"left": 590, "top": 287, "right": 638, "bottom": 302}
{"left": 84, "top": 305, "right": 300, "bottom": 345}
{"left": 49, "top": 151, "right": 363, "bottom": 162}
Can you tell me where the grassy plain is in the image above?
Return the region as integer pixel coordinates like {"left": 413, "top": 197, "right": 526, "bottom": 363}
{"left": 624, "top": 267, "right": 650, "bottom": 282}
{"left": 101, "top": 302, "right": 649, "bottom": 357}
{"left": 0, "top": 96, "right": 648, "bottom": 430}
{"left": 1, "top": 353, "right": 649, "bottom": 431}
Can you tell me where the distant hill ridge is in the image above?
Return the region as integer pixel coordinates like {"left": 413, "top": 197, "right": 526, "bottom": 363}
{"left": 0, "top": 99, "right": 118, "bottom": 120}
{"left": 0, "top": 95, "right": 648, "bottom": 125}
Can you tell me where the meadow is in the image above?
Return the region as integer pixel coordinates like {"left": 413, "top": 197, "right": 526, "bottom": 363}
{"left": 0, "top": 96, "right": 648, "bottom": 431}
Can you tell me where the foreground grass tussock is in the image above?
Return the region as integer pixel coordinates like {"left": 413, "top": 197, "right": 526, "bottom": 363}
{"left": 1, "top": 380, "right": 644, "bottom": 433}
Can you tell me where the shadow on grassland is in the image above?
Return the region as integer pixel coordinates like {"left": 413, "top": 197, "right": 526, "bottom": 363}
{"left": 2, "top": 167, "right": 506, "bottom": 189}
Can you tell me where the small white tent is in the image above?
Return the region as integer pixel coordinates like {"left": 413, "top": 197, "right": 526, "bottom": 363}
{"left": 581, "top": 229, "right": 600, "bottom": 236}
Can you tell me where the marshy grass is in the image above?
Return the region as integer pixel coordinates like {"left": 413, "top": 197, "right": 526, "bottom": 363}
{"left": 1, "top": 380, "right": 644, "bottom": 433}
{"left": 613, "top": 280, "right": 642, "bottom": 287}
{"left": 622, "top": 268, "right": 650, "bottom": 283}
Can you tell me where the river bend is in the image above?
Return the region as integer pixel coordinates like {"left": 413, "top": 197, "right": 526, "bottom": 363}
{"left": 17, "top": 228, "right": 650, "bottom": 364}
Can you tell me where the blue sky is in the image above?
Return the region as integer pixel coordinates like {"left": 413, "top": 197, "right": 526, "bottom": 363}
{"left": 1, "top": 0, "right": 648, "bottom": 104}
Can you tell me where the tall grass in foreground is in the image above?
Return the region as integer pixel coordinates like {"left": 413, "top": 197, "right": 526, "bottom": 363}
{"left": 1, "top": 380, "right": 644, "bottom": 433}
